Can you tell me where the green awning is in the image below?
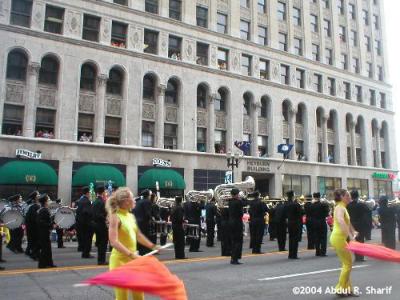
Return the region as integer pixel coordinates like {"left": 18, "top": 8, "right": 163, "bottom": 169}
{"left": 0, "top": 161, "right": 58, "bottom": 185}
{"left": 72, "top": 164, "right": 126, "bottom": 187}
{"left": 138, "top": 168, "right": 186, "bottom": 190}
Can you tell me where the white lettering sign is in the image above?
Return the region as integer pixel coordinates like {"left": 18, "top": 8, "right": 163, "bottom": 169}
{"left": 152, "top": 158, "right": 171, "bottom": 168}
{"left": 16, "top": 149, "right": 42, "bottom": 160}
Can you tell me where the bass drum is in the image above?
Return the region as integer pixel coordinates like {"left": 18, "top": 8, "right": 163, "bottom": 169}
{"left": 1, "top": 209, "right": 24, "bottom": 229}
{"left": 54, "top": 207, "right": 76, "bottom": 229}
{"left": 48, "top": 202, "right": 61, "bottom": 217}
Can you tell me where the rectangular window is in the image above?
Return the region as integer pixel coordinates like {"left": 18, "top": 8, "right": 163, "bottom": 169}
{"left": 374, "top": 15, "right": 380, "bottom": 30}
{"left": 310, "top": 14, "right": 318, "bottom": 32}
{"left": 78, "top": 113, "right": 94, "bottom": 141}
{"left": 259, "top": 59, "right": 269, "bottom": 79}
{"left": 44, "top": 5, "right": 64, "bottom": 34}
{"left": 105, "top": 117, "right": 121, "bottom": 144}
{"left": 295, "top": 140, "right": 305, "bottom": 160}
{"left": 380, "top": 92, "right": 386, "bottom": 109}
{"left": 1, "top": 104, "right": 24, "bottom": 136}
{"left": 241, "top": 54, "right": 252, "bottom": 76}
{"left": 375, "top": 40, "right": 382, "bottom": 56}
{"left": 196, "top": 6, "right": 208, "bottom": 28}
{"left": 114, "top": 0, "right": 128, "bottom": 5}
{"left": 258, "top": 136, "right": 268, "bottom": 157}
{"left": 168, "top": 35, "right": 182, "bottom": 60}
{"left": 169, "top": 0, "right": 182, "bottom": 21}
{"left": 352, "top": 57, "right": 359, "bottom": 73}
{"left": 258, "top": 26, "right": 267, "bottom": 45}
{"left": 10, "top": 0, "right": 32, "bottom": 27}
{"left": 350, "top": 30, "right": 358, "bottom": 47}
{"left": 111, "top": 21, "right": 127, "bottom": 48}
{"left": 217, "top": 13, "right": 227, "bottom": 34}
{"left": 279, "top": 32, "right": 287, "bottom": 51}
{"left": 356, "top": 85, "right": 362, "bottom": 102}
{"left": 325, "top": 48, "right": 333, "bottom": 65}
{"left": 215, "top": 130, "right": 226, "bottom": 153}
{"left": 338, "top": 0, "right": 344, "bottom": 14}
{"left": 296, "top": 68, "right": 305, "bottom": 89}
{"left": 277, "top": 2, "right": 286, "bottom": 21}
{"left": 258, "top": 0, "right": 266, "bottom": 14}
{"left": 144, "top": 29, "right": 158, "bottom": 54}
{"left": 241, "top": 0, "right": 250, "bottom": 8}
{"left": 322, "top": 0, "right": 330, "bottom": 9}
{"left": 218, "top": 48, "right": 229, "bottom": 70}
{"left": 347, "top": 178, "right": 369, "bottom": 199}
{"left": 318, "top": 177, "right": 342, "bottom": 199}
{"left": 363, "top": 10, "right": 369, "bottom": 26}
{"left": 193, "top": 169, "right": 226, "bottom": 191}
{"left": 164, "top": 124, "right": 177, "bottom": 150}
{"left": 341, "top": 53, "right": 348, "bottom": 70}
{"left": 197, "top": 128, "right": 207, "bottom": 152}
{"left": 142, "top": 121, "right": 155, "bottom": 147}
{"left": 145, "top": 0, "right": 158, "bottom": 14}
{"left": 370, "top": 89, "right": 376, "bottom": 106}
{"left": 313, "top": 74, "right": 322, "bottom": 93}
{"left": 240, "top": 20, "right": 250, "bottom": 40}
{"left": 349, "top": 4, "right": 356, "bottom": 19}
{"left": 365, "top": 35, "right": 371, "bottom": 51}
{"left": 280, "top": 64, "right": 289, "bottom": 85}
{"left": 327, "top": 77, "right": 335, "bottom": 96}
{"left": 377, "top": 66, "right": 384, "bottom": 81}
{"left": 312, "top": 43, "right": 320, "bottom": 61}
{"left": 82, "top": 14, "right": 101, "bottom": 42}
{"left": 196, "top": 42, "right": 209, "bottom": 66}
{"left": 323, "top": 19, "right": 331, "bottom": 37}
{"left": 293, "top": 7, "right": 301, "bottom": 26}
{"left": 283, "top": 175, "right": 311, "bottom": 199}
{"left": 344, "top": 82, "right": 351, "bottom": 100}
{"left": 339, "top": 25, "right": 346, "bottom": 42}
{"left": 293, "top": 38, "right": 303, "bottom": 56}
{"left": 367, "top": 62, "right": 373, "bottom": 78}
{"left": 327, "top": 145, "right": 335, "bottom": 163}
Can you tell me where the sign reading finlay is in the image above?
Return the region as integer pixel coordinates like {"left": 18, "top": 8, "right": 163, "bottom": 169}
{"left": 16, "top": 149, "right": 42, "bottom": 160}
{"left": 152, "top": 158, "right": 172, "bottom": 168}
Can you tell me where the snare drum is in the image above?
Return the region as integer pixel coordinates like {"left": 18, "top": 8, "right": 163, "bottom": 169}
{"left": 1, "top": 208, "right": 24, "bottom": 229}
{"left": 184, "top": 223, "right": 200, "bottom": 239}
{"left": 54, "top": 207, "right": 76, "bottom": 229}
{"left": 48, "top": 202, "right": 61, "bottom": 217}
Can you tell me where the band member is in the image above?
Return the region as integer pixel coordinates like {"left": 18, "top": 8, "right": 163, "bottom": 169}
{"left": 347, "top": 190, "right": 370, "bottom": 262}
{"left": 284, "top": 191, "right": 304, "bottom": 259}
{"left": 310, "top": 192, "right": 330, "bottom": 256}
{"left": 171, "top": 196, "right": 186, "bottom": 259}
{"left": 54, "top": 199, "right": 65, "bottom": 249}
{"left": 267, "top": 203, "right": 277, "bottom": 241}
{"left": 6, "top": 194, "right": 24, "bottom": 253}
{"left": 274, "top": 201, "right": 287, "bottom": 251}
{"left": 37, "top": 194, "right": 56, "bottom": 268}
{"left": 205, "top": 198, "right": 217, "bottom": 247}
{"left": 24, "top": 191, "right": 40, "bottom": 259}
{"left": 184, "top": 199, "right": 203, "bottom": 252}
{"left": 229, "top": 188, "right": 245, "bottom": 265}
{"left": 159, "top": 204, "right": 170, "bottom": 246}
{"left": 220, "top": 206, "right": 231, "bottom": 256}
{"left": 378, "top": 196, "right": 396, "bottom": 249}
{"left": 76, "top": 186, "right": 94, "bottom": 259}
{"left": 249, "top": 191, "right": 267, "bottom": 254}
{"left": 150, "top": 193, "right": 160, "bottom": 245}
{"left": 304, "top": 197, "right": 315, "bottom": 250}
{"left": 133, "top": 189, "right": 153, "bottom": 255}
{"left": 92, "top": 186, "right": 108, "bottom": 265}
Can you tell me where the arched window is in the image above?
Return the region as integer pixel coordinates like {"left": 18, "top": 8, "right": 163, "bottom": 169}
{"left": 296, "top": 105, "right": 303, "bottom": 124}
{"left": 197, "top": 84, "right": 207, "bottom": 108}
{"left": 282, "top": 102, "right": 289, "bottom": 122}
{"left": 327, "top": 111, "right": 335, "bottom": 130}
{"left": 39, "top": 56, "right": 59, "bottom": 85}
{"left": 215, "top": 88, "right": 226, "bottom": 111}
{"left": 165, "top": 79, "right": 178, "bottom": 104}
{"left": 243, "top": 93, "right": 251, "bottom": 115}
{"left": 316, "top": 109, "right": 323, "bottom": 128}
{"left": 259, "top": 97, "right": 268, "bottom": 118}
{"left": 355, "top": 119, "right": 361, "bottom": 134}
{"left": 107, "top": 68, "right": 123, "bottom": 95}
{"left": 143, "top": 74, "right": 156, "bottom": 100}
{"left": 6, "top": 50, "right": 28, "bottom": 81}
{"left": 80, "top": 63, "right": 96, "bottom": 91}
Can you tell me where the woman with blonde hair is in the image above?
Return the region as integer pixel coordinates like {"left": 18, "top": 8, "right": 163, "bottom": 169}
{"left": 107, "top": 187, "right": 159, "bottom": 300}
{"left": 330, "top": 189, "right": 358, "bottom": 297}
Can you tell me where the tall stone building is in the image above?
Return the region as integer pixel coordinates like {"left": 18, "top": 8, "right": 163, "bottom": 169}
{"left": 0, "top": 0, "right": 397, "bottom": 202}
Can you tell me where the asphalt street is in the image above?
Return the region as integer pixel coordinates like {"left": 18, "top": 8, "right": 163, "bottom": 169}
{"left": 0, "top": 229, "right": 399, "bottom": 300}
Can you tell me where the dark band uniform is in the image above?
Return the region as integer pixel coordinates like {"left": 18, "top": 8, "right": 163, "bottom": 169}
{"left": 228, "top": 190, "right": 245, "bottom": 264}
{"left": 25, "top": 200, "right": 40, "bottom": 259}
{"left": 284, "top": 192, "right": 304, "bottom": 259}
{"left": 310, "top": 193, "right": 330, "bottom": 256}
{"left": 249, "top": 194, "right": 268, "bottom": 254}
{"left": 76, "top": 193, "right": 94, "bottom": 258}
{"left": 171, "top": 198, "right": 185, "bottom": 259}
{"left": 6, "top": 195, "right": 24, "bottom": 253}
{"left": 205, "top": 201, "right": 217, "bottom": 247}
{"left": 37, "top": 195, "right": 55, "bottom": 268}
{"left": 378, "top": 197, "right": 397, "bottom": 249}
{"left": 273, "top": 202, "right": 287, "bottom": 251}
{"left": 133, "top": 192, "right": 152, "bottom": 255}
{"left": 92, "top": 192, "right": 108, "bottom": 264}
{"left": 184, "top": 201, "right": 203, "bottom": 252}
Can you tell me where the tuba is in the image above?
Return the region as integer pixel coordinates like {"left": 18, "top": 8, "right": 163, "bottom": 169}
{"left": 214, "top": 176, "right": 255, "bottom": 207}
{"left": 185, "top": 189, "right": 214, "bottom": 203}
{"left": 156, "top": 197, "right": 176, "bottom": 208}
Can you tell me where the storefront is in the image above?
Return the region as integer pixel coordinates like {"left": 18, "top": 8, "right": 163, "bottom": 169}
{"left": 0, "top": 156, "right": 59, "bottom": 199}
{"left": 243, "top": 159, "right": 273, "bottom": 196}
{"left": 347, "top": 178, "right": 369, "bottom": 198}
{"left": 318, "top": 176, "right": 342, "bottom": 199}
{"left": 282, "top": 174, "right": 311, "bottom": 197}
{"left": 193, "top": 169, "right": 226, "bottom": 191}
{"left": 372, "top": 172, "right": 395, "bottom": 199}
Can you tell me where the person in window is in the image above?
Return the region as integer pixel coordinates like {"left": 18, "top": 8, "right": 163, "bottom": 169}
{"left": 37, "top": 194, "right": 56, "bottom": 268}
{"left": 171, "top": 52, "right": 178, "bottom": 60}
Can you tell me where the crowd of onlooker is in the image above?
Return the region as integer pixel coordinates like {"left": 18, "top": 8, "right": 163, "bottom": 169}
{"left": 35, "top": 130, "right": 55, "bottom": 139}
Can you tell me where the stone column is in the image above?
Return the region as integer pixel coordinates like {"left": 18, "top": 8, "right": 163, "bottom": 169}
{"left": 209, "top": 0, "right": 218, "bottom": 31}
{"left": 132, "top": 0, "right": 145, "bottom": 11}
{"left": 159, "top": 0, "right": 169, "bottom": 18}
{"left": 375, "top": 125, "right": 382, "bottom": 168}
{"left": 288, "top": 107, "right": 297, "bottom": 160}
{"left": 321, "top": 114, "right": 329, "bottom": 163}
{"left": 155, "top": 84, "right": 166, "bottom": 149}
{"left": 207, "top": 93, "right": 216, "bottom": 153}
{"left": 58, "top": 159, "right": 73, "bottom": 204}
{"left": 183, "top": 0, "right": 196, "bottom": 25}
{"left": 250, "top": 0, "right": 258, "bottom": 44}
{"left": 268, "top": 0, "right": 279, "bottom": 49}
{"left": 251, "top": 101, "right": 260, "bottom": 157}
{"left": 349, "top": 121, "right": 357, "bottom": 165}
{"left": 229, "top": 0, "right": 241, "bottom": 38}
{"left": 94, "top": 74, "right": 108, "bottom": 143}
{"left": 23, "top": 62, "right": 41, "bottom": 137}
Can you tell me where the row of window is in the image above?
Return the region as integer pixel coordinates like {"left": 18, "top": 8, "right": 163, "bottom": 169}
{"left": 8, "top": 0, "right": 385, "bottom": 82}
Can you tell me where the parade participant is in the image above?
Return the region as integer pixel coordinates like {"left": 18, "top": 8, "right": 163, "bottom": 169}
{"left": 347, "top": 190, "right": 370, "bottom": 262}
{"left": 284, "top": 191, "right": 304, "bottom": 259}
{"left": 330, "top": 189, "right": 358, "bottom": 297}
{"left": 24, "top": 191, "right": 40, "bottom": 259}
{"left": 220, "top": 206, "right": 231, "bottom": 256}
{"left": 0, "top": 222, "right": 6, "bottom": 270}
{"left": 228, "top": 188, "right": 245, "bottom": 265}
{"left": 159, "top": 204, "right": 170, "bottom": 246}
{"left": 92, "top": 186, "right": 108, "bottom": 265}
{"left": 107, "top": 187, "right": 158, "bottom": 300}
{"left": 133, "top": 190, "right": 152, "bottom": 255}
{"left": 171, "top": 196, "right": 186, "bottom": 259}
{"left": 205, "top": 198, "right": 217, "bottom": 247}
{"left": 37, "top": 194, "right": 56, "bottom": 268}
{"left": 55, "top": 199, "right": 65, "bottom": 249}
{"left": 184, "top": 199, "right": 203, "bottom": 252}
{"left": 249, "top": 191, "right": 267, "bottom": 254}
{"left": 267, "top": 203, "right": 277, "bottom": 241}
{"left": 304, "top": 196, "right": 314, "bottom": 250}
{"left": 149, "top": 193, "right": 160, "bottom": 245}
{"left": 274, "top": 201, "right": 287, "bottom": 251}
{"left": 310, "top": 192, "right": 330, "bottom": 256}
{"left": 76, "top": 186, "right": 94, "bottom": 258}
{"left": 378, "top": 196, "right": 396, "bottom": 249}
{"left": 6, "top": 194, "right": 24, "bottom": 253}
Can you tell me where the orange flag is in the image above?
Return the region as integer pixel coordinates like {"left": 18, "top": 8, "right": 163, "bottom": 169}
{"left": 84, "top": 256, "right": 187, "bottom": 300}
{"left": 347, "top": 241, "right": 400, "bottom": 263}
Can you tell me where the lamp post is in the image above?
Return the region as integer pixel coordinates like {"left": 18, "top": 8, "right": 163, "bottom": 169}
{"left": 226, "top": 152, "right": 240, "bottom": 182}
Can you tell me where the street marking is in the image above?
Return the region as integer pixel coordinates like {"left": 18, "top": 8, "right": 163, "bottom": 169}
{"left": 258, "top": 265, "right": 369, "bottom": 281}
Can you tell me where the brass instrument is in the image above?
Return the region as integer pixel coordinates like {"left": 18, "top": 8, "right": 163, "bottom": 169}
{"left": 388, "top": 199, "right": 400, "bottom": 208}
{"left": 359, "top": 198, "right": 376, "bottom": 210}
{"left": 156, "top": 197, "right": 176, "bottom": 208}
{"left": 214, "top": 176, "right": 255, "bottom": 207}
{"left": 185, "top": 189, "right": 214, "bottom": 203}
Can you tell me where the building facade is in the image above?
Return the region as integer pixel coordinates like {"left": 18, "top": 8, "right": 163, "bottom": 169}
{"left": 0, "top": 0, "right": 397, "bottom": 202}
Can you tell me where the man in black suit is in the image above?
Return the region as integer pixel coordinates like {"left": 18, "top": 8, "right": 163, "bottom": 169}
{"left": 310, "top": 192, "right": 330, "bottom": 256}
{"left": 205, "top": 198, "right": 217, "bottom": 247}
{"left": 92, "top": 186, "right": 108, "bottom": 265}
{"left": 6, "top": 194, "right": 24, "bottom": 253}
{"left": 133, "top": 190, "right": 153, "bottom": 255}
{"left": 378, "top": 196, "right": 396, "bottom": 249}
{"left": 24, "top": 191, "right": 40, "bottom": 259}
{"left": 171, "top": 196, "right": 186, "bottom": 259}
{"left": 284, "top": 191, "right": 304, "bottom": 259}
{"left": 274, "top": 201, "right": 287, "bottom": 251}
{"left": 249, "top": 191, "right": 268, "bottom": 254}
{"left": 347, "top": 190, "right": 370, "bottom": 262}
{"left": 228, "top": 188, "right": 245, "bottom": 265}
{"left": 304, "top": 197, "right": 315, "bottom": 250}
{"left": 76, "top": 186, "right": 94, "bottom": 259}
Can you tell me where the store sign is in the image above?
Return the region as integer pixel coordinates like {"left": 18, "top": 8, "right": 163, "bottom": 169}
{"left": 152, "top": 158, "right": 171, "bottom": 168}
{"left": 25, "top": 175, "right": 37, "bottom": 183}
{"left": 372, "top": 172, "right": 396, "bottom": 180}
{"left": 247, "top": 160, "right": 270, "bottom": 172}
{"left": 16, "top": 149, "right": 42, "bottom": 160}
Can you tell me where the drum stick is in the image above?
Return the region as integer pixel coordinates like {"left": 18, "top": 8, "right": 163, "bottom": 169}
{"left": 143, "top": 243, "right": 173, "bottom": 257}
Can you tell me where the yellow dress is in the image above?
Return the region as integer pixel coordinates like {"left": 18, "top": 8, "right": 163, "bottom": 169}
{"left": 109, "top": 208, "right": 144, "bottom": 300}
{"left": 329, "top": 201, "right": 353, "bottom": 294}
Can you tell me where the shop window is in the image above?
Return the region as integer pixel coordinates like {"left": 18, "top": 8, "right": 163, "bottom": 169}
{"left": 44, "top": 5, "right": 64, "bottom": 34}
{"left": 105, "top": 117, "right": 121, "bottom": 144}
{"left": 282, "top": 175, "right": 310, "bottom": 197}
{"left": 142, "top": 121, "right": 154, "bottom": 147}
{"left": 144, "top": 29, "right": 158, "bottom": 54}
{"left": 194, "top": 169, "right": 226, "bottom": 191}
{"left": 318, "top": 177, "right": 341, "bottom": 199}
{"left": 2, "top": 104, "right": 24, "bottom": 136}
{"left": 10, "top": 0, "right": 32, "bottom": 27}
{"left": 39, "top": 56, "right": 59, "bottom": 86}
{"left": 111, "top": 21, "right": 127, "bottom": 48}
{"left": 82, "top": 14, "right": 100, "bottom": 42}
{"left": 164, "top": 124, "right": 177, "bottom": 150}
{"left": 78, "top": 113, "right": 94, "bottom": 142}
{"left": 197, "top": 128, "right": 207, "bottom": 152}
{"left": 6, "top": 50, "right": 28, "bottom": 81}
